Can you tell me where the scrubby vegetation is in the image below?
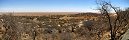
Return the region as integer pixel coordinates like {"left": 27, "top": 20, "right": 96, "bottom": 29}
{"left": 0, "top": 10, "right": 129, "bottom": 40}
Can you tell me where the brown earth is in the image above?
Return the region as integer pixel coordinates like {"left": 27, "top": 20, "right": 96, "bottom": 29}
{"left": 0, "top": 12, "right": 128, "bottom": 40}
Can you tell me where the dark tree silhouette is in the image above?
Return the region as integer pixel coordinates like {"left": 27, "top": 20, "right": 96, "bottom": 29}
{"left": 96, "top": 0, "right": 129, "bottom": 40}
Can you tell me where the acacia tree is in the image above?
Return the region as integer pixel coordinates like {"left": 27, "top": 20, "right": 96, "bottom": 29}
{"left": 96, "top": 0, "right": 129, "bottom": 40}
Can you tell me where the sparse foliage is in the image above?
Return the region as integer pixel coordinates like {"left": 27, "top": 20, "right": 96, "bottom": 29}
{"left": 96, "top": 0, "right": 129, "bottom": 40}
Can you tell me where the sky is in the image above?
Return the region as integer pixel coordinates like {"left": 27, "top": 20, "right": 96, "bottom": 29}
{"left": 0, "top": 0, "right": 129, "bottom": 12}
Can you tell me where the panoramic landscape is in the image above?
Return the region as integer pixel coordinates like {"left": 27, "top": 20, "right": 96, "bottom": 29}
{"left": 0, "top": 0, "right": 129, "bottom": 40}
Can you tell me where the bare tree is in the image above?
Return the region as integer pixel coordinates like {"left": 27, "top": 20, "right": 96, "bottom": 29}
{"left": 96, "top": 0, "right": 129, "bottom": 40}
{"left": 0, "top": 13, "right": 20, "bottom": 40}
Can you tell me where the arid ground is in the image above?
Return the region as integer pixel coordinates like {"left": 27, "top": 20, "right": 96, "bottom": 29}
{"left": 0, "top": 12, "right": 128, "bottom": 40}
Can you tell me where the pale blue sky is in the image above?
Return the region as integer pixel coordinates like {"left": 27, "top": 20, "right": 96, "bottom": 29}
{"left": 0, "top": 0, "right": 129, "bottom": 12}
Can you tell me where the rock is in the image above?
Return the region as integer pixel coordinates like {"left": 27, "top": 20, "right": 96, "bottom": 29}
{"left": 121, "top": 29, "right": 129, "bottom": 40}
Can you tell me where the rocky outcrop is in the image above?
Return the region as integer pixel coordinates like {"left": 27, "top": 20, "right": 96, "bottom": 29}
{"left": 121, "top": 29, "right": 129, "bottom": 40}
